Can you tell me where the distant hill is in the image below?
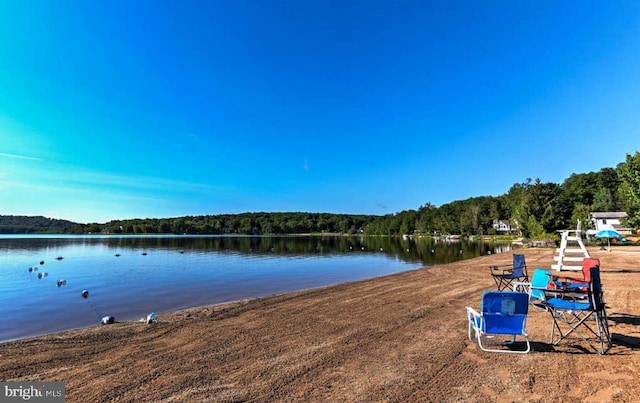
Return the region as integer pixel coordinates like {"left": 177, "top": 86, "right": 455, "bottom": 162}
{"left": 0, "top": 215, "right": 78, "bottom": 234}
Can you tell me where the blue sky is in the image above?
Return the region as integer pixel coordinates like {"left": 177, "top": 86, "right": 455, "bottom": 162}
{"left": 1, "top": 1, "right": 640, "bottom": 223}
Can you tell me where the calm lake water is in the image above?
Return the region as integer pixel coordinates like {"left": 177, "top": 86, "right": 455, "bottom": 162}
{"left": 0, "top": 235, "right": 512, "bottom": 342}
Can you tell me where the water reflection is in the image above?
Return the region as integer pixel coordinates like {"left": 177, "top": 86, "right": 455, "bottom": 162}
{"left": 0, "top": 235, "right": 512, "bottom": 266}
{"left": 0, "top": 235, "right": 514, "bottom": 342}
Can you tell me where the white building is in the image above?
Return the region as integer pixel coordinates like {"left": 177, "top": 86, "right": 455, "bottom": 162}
{"left": 588, "top": 212, "right": 632, "bottom": 235}
{"left": 492, "top": 219, "right": 518, "bottom": 234}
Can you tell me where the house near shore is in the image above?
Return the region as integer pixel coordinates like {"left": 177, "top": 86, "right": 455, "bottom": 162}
{"left": 492, "top": 219, "right": 519, "bottom": 235}
{"left": 588, "top": 212, "right": 632, "bottom": 235}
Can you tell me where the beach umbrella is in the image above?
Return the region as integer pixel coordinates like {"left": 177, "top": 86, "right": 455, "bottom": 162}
{"left": 596, "top": 229, "right": 621, "bottom": 252}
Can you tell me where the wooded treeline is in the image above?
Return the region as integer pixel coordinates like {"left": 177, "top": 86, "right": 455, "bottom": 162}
{"left": 77, "top": 213, "right": 376, "bottom": 236}
{"left": 0, "top": 215, "right": 77, "bottom": 234}
{"left": 366, "top": 151, "right": 640, "bottom": 237}
{"left": 3, "top": 152, "right": 639, "bottom": 238}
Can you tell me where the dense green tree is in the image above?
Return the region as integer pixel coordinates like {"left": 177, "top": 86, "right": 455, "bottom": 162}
{"left": 571, "top": 203, "right": 591, "bottom": 230}
{"left": 596, "top": 167, "right": 622, "bottom": 210}
{"left": 592, "top": 187, "right": 614, "bottom": 212}
{"left": 502, "top": 179, "right": 532, "bottom": 232}
{"left": 617, "top": 151, "right": 640, "bottom": 228}
{"left": 526, "top": 215, "right": 545, "bottom": 238}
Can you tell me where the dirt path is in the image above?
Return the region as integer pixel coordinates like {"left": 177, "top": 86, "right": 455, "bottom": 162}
{"left": 1, "top": 246, "right": 639, "bottom": 402}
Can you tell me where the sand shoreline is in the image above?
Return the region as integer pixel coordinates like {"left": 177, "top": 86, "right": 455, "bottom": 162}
{"left": 2, "top": 246, "right": 640, "bottom": 401}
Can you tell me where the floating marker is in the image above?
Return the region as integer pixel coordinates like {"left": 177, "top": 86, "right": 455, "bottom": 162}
{"left": 81, "top": 290, "right": 89, "bottom": 298}
{"left": 146, "top": 312, "right": 158, "bottom": 324}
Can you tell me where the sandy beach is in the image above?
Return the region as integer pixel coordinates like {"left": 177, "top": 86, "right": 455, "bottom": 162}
{"left": 1, "top": 246, "right": 639, "bottom": 402}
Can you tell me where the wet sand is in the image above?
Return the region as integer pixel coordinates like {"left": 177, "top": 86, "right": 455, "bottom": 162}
{"left": 1, "top": 246, "right": 639, "bottom": 402}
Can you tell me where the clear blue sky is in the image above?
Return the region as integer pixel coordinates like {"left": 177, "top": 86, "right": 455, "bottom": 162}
{"left": 2, "top": 1, "right": 640, "bottom": 223}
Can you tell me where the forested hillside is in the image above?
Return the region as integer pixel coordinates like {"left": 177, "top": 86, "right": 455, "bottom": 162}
{"left": 0, "top": 215, "right": 77, "bottom": 234}
{"left": 75, "top": 212, "right": 376, "bottom": 236}
{"left": 3, "top": 151, "right": 639, "bottom": 238}
{"left": 365, "top": 151, "right": 640, "bottom": 237}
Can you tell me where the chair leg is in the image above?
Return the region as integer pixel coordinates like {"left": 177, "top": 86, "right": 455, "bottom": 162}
{"left": 477, "top": 334, "right": 530, "bottom": 354}
{"left": 594, "top": 310, "right": 612, "bottom": 354}
{"left": 549, "top": 309, "right": 610, "bottom": 354}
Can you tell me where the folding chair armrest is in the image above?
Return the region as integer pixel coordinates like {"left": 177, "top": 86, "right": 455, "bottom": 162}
{"left": 552, "top": 274, "right": 582, "bottom": 282}
{"left": 466, "top": 307, "right": 482, "bottom": 329}
{"left": 490, "top": 263, "right": 513, "bottom": 269}
{"left": 489, "top": 264, "right": 514, "bottom": 274}
{"left": 541, "top": 287, "right": 586, "bottom": 300}
{"left": 512, "top": 281, "right": 531, "bottom": 293}
{"left": 466, "top": 307, "right": 481, "bottom": 320}
{"left": 466, "top": 307, "right": 483, "bottom": 341}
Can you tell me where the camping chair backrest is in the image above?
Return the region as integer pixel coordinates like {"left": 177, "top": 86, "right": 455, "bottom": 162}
{"left": 530, "top": 269, "right": 551, "bottom": 301}
{"left": 589, "top": 266, "right": 605, "bottom": 311}
{"left": 481, "top": 292, "right": 529, "bottom": 335}
{"left": 581, "top": 258, "right": 600, "bottom": 283}
{"left": 512, "top": 254, "right": 526, "bottom": 277}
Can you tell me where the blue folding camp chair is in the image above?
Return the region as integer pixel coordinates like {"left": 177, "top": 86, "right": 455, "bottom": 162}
{"left": 466, "top": 291, "right": 531, "bottom": 353}
{"left": 513, "top": 268, "right": 552, "bottom": 311}
{"left": 490, "top": 254, "right": 529, "bottom": 290}
{"left": 543, "top": 266, "right": 611, "bottom": 354}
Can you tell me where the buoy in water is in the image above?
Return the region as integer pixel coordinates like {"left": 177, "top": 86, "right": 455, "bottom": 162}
{"left": 101, "top": 316, "right": 115, "bottom": 325}
{"left": 146, "top": 312, "right": 158, "bottom": 324}
{"left": 57, "top": 279, "right": 67, "bottom": 287}
{"left": 81, "top": 290, "right": 89, "bottom": 298}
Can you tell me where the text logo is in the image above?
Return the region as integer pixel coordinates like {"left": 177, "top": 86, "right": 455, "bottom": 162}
{"left": 0, "top": 382, "right": 64, "bottom": 402}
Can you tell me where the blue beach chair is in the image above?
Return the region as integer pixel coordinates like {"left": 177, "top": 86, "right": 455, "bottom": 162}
{"left": 466, "top": 291, "right": 531, "bottom": 354}
{"left": 489, "top": 254, "right": 529, "bottom": 291}
{"left": 513, "top": 268, "right": 552, "bottom": 311}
